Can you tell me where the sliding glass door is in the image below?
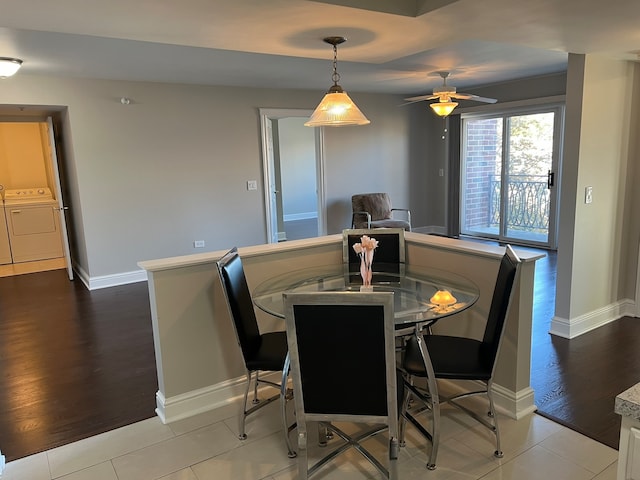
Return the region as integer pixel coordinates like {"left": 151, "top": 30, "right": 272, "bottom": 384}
{"left": 460, "top": 105, "right": 563, "bottom": 249}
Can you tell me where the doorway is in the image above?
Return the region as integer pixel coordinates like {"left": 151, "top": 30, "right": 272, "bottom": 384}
{"left": 0, "top": 117, "right": 73, "bottom": 279}
{"left": 460, "top": 105, "right": 563, "bottom": 249}
{"left": 260, "top": 109, "right": 326, "bottom": 243}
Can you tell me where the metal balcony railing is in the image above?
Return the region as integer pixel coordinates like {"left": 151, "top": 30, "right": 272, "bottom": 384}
{"left": 489, "top": 175, "right": 550, "bottom": 232}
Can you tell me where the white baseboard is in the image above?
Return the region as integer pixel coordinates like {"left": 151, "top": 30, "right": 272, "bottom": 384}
{"left": 156, "top": 377, "right": 245, "bottom": 424}
{"left": 550, "top": 298, "right": 635, "bottom": 338}
{"left": 437, "top": 379, "right": 535, "bottom": 420}
{"left": 492, "top": 384, "right": 537, "bottom": 420}
{"left": 283, "top": 212, "right": 317, "bottom": 222}
{"left": 75, "top": 264, "right": 148, "bottom": 290}
{"left": 155, "top": 373, "right": 535, "bottom": 428}
{"left": 155, "top": 372, "right": 283, "bottom": 424}
{"left": 412, "top": 226, "right": 448, "bottom": 236}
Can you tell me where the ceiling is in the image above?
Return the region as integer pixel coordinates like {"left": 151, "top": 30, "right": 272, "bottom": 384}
{"left": 0, "top": 0, "right": 639, "bottom": 96}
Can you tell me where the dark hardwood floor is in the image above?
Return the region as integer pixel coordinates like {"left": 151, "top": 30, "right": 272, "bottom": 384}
{"left": 1, "top": 247, "right": 638, "bottom": 461}
{"left": 529, "top": 247, "right": 640, "bottom": 450}
{"left": 0, "top": 269, "right": 157, "bottom": 462}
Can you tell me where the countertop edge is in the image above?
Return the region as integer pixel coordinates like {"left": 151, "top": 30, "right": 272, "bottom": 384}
{"left": 616, "top": 383, "right": 640, "bottom": 421}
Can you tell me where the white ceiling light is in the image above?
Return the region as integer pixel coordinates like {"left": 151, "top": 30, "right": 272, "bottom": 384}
{"left": 0, "top": 58, "right": 23, "bottom": 78}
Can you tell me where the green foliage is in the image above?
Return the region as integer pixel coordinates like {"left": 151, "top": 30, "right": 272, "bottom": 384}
{"left": 508, "top": 112, "right": 554, "bottom": 175}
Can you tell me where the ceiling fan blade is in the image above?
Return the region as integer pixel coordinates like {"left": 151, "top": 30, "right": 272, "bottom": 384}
{"left": 399, "top": 99, "right": 428, "bottom": 106}
{"left": 452, "top": 92, "right": 498, "bottom": 103}
{"left": 403, "top": 94, "right": 439, "bottom": 102}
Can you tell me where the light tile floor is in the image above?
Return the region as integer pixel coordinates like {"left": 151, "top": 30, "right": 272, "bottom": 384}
{"left": 0, "top": 257, "right": 66, "bottom": 277}
{"left": 2, "top": 396, "right": 619, "bottom": 480}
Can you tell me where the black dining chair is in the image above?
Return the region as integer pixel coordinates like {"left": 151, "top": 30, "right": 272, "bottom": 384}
{"left": 342, "top": 228, "right": 405, "bottom": 284}
{"left": 343, "top": 227, "right": 424, "bottom": 347}
{"left": 283, "top": 291, "right": 399, "bottom": 479}
{"left": 399, "top": 244, "right": 521, "bottom": 470}
{"left": 216, "top": 247, "right": 296, "bottom": 458}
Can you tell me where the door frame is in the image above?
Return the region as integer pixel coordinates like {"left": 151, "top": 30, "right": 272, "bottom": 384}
{"left": 259, "top": 108, "right": 326, "bottom": 243}
{"left": 0, "top": 115, "right": 74, "bottom": 279}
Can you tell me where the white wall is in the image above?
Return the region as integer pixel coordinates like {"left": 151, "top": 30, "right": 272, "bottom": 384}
{"left": 554, "top": 54, "right": 639, "bottom": 337}
{"left": 571, "top": 56, "right": 633, "bottom": 316}
{"left": 621, "top": 62, "right": 640, "bottom": 302}
{"left": 0, "top": 123, "right": 50, "bottom": 189}
{"left": 0, "top": 75, "right": 410, "bottom": 284}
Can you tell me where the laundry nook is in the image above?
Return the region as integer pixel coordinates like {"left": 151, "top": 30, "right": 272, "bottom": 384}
{"left": 2, "top": 187, "right": 63, "bottom": 263}
{"left": 0, "top": 122, "right": 66, "bottom": 268}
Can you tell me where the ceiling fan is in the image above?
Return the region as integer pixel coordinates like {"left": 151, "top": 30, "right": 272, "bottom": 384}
{"left": 404, "top": 71, "right": 497, "bottom": 117}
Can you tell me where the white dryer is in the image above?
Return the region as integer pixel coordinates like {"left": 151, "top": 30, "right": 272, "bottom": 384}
{"left": 4, "top": 187, "right": 64, "bottom": 263}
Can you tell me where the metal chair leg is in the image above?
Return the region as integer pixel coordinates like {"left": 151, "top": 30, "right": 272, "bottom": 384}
{"left": 415, "top": 333, "right": 440, "bottom": 470}
{"left": 398, "top": 374, "right": 412, "bottom": 447}
{"left": 252, "top": 371, "right": 260, "bottom": 404}
{"left": 280, "top": 354, "right": 297, "bottom": 458}
{"left": 238, "top": 371, "right": 252, "bottom": 440}
{"left": 297, "top": 429, "right": 309, "bottom": 480}
{"left": 486, "top": 380, "right": 503, "bottom": 458}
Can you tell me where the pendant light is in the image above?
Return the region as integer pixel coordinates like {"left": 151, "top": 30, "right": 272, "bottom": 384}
{"left": 0, "top": 58, "right": 23, "bottom": 78}
{"left": 305, "top": 37, "right": 370, "bottom": 127}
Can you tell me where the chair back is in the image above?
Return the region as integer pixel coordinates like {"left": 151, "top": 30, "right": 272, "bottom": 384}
{"left": 482, "top": 245, "right": 521, "bottom": 368}
{"left": 284, "top": 291, "right": 397, "bottom": 422}
{"left": 216, "top": 247, "right": 261, "bottom": 363}
{"left": 352, "top": 193, "right": 392, "bottom": 228}
{"left": 343, "top": 228, "right": 405, "bottom": 283}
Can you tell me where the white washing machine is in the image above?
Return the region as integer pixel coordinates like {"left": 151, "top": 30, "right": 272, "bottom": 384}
{"left": 4, "top": 187, "right": 64, "bottom": 263}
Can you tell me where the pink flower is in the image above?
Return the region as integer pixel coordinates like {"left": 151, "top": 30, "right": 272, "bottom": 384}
{"left": 353, "top": 236, "right": 378, "bottom": 287}
{"left": 360, "top": 235, "right": 379, "bottom": 251}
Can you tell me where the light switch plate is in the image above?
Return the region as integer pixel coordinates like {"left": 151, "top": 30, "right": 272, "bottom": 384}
{"left": 585, "top": 186, "right": 593, "bottom": 204}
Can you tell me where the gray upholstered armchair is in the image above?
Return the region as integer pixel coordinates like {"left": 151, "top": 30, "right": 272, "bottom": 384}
{"left": 351, "top": 193, "right": 411, "bottom": 231}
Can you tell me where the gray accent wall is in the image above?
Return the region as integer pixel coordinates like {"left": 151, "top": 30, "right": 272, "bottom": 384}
{"left": 0, "top": 76, "right": 411, "bottom": 281}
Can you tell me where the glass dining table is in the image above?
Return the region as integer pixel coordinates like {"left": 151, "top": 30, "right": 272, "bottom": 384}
{"left": 252, "top": 263, "right": 479, "bottom": 332}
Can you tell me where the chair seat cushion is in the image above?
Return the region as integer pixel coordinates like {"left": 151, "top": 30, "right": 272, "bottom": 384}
{"left": 403, "top": 335, "right": 493, "bottom": 381}
{"left": 245, "top": 331, "right": 289, "bottom": 372}
{"left": 370, "top": 219, "right": 411, "bottom": 230}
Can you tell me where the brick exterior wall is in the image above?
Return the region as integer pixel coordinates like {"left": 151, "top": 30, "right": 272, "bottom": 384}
{"left": 463, "top": 118, "right": 501, "bottom": 229}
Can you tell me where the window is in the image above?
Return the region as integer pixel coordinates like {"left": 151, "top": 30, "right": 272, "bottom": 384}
{"left": 460, "top": 104, "right": 564, "bottom": 249}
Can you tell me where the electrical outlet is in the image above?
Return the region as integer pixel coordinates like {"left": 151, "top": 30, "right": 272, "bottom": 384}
{"left": 194, "top": 240, "right": 205, "bottom": 248}
{"left": 247, "top": 180, "right": 258, "bottom": 191}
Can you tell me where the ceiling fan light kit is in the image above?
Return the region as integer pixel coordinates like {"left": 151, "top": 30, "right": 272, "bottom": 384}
{"left": 0, "top": 57, "right": 23, "bottom": 78}
{"left": 404, "top": 71, "right": 497, "bottom": 117}
{"left": 430, "top": 100, "right": 458, "bottom": 117}
{"left": 305, "top": 36, "right": 370, "bottom": 127}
